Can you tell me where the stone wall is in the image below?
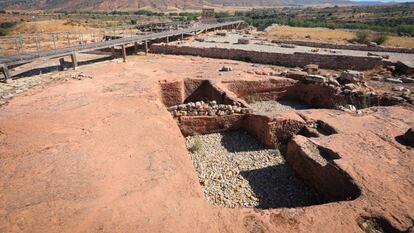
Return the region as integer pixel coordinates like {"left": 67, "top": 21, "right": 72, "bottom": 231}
{"left": 151, "top": 44, "right": 386, "bottom": 70}
{"left": 271, "top": 39, "right": 414, "bottom": 54}
{"left": 222, "top": 78, "right": 296, "bottom": 101}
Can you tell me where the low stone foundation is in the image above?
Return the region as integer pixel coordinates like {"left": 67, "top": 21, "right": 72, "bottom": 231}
{"left": 271, "top": 39, "right": 414, "bottom": 54}
{"left": 151, "top": 44, "right": 387, "bottom": 70}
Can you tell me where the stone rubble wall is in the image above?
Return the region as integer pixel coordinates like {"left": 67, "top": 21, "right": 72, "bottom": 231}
{"left": 271, "top": 39, "right": 414, "bottom": 54}
{"left": 151, "top": 44, "right": 386, "bottom": 71}
{"left": 244, "top": 112, "right": 306, "bottom": 148}
{"left": 222, "top": 79, "right": 297, "bottom": 101}
{"left": 178, "top": 115, "right": 245, "bottom": 136}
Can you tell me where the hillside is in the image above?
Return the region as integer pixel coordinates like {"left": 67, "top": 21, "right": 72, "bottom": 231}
{"left": 0, "top": 0, "right": 351, "bottom": 11}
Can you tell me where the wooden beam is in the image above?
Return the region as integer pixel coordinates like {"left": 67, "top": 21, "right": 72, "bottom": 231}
{"left": 70, "top": 53, "right": 78, "bottom": 70}
{"left": 144, "top": 40, "right": 148, "bottom": 55}
{"left": 121, "top": 45, "right": 126, "bottom": 62}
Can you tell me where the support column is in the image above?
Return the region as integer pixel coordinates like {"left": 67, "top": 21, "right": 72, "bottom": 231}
{"left": 144, "top": 40, "right": 148, "bottom": 55}
{"left": 181, "top": 33, "right": 184, "bottom": 41}
{"left": 59, "top": 58, "right": 65, "bottom": 71}
{"left": 1, "top": 64, "right": 10, "bottom": 82}
{"left": 111, "top": 46, "right": 116, "bottom": 58}
{"left": 134, "top": 42, "right": 139, "bottom": 54}
{"left": 121, "top": 44, "right": 126, "bottom": 63}
{"left": 166, "top": 36, "right": 169, "bottom": 44}
{"left": 70, "top": 53, "right": 78, "bottom": 70}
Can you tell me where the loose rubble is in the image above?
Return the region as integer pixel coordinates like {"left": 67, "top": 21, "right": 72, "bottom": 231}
{"left": 71, "top": 72, "right": 93, "bottom": 80}
{"left": 185, "top": 131, "right": 320, "bottom": 208}
{"left": 237, "top": 38, "right": 250, "bottom": 44}
{"left": 168, "top": 100, "right": 249, "bottom": 117}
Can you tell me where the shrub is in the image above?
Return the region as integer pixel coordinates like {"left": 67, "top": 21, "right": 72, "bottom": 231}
{"left": 0, "top": 22, "right": 17, "bottom": 29}
{"left": 0, "top": 29, "right": 7, "bottom": 36}
{"left": 371, "top": 33, "right": 389, "bottom": 45}
{"left": 189, "top": 138, "right": 202, "bottom": 153}
{"left": 353, "top": 31, "right": 370, "bottom": 44}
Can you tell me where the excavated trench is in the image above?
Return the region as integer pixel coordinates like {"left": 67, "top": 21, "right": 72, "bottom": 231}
{"left": 159, "top": 78, "right": 361, "bottom": 209}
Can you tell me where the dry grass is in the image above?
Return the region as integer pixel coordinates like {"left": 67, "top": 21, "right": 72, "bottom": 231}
{"left": 265, "top": 25, "right": 414, "bottom": 48}
{"left": 10, "top": 20, "right": 95, "bottom": 34}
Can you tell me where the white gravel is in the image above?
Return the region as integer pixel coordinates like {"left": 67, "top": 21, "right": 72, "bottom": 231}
{"left": 250, "top": 100, "right": 310, "bottom": 113}
{"left": 185, "top": 130, "right": 319, "bottom": 209}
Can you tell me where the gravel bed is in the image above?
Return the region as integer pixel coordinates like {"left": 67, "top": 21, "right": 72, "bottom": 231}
{"left": 185, "top": 130, "right": 320, "bottom": 209}
{"left": 250, "top": 100, "right": 310, "bottom": 113}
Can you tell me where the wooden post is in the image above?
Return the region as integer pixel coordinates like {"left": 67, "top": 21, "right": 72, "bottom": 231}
{"left": 59, "top": 58, "right": 65, "bottom": 71}
{"left": 1, "top": 64, "right": 10, "bottom": 82}
{"left": 181, "top": 33, "right": 184, "bottom": 41}
{"left": 70, "top": 53, "right": 78, "bottom": 70}
{"left": 81, "top": 33, "right": 84, "bottom": 45}
{"left": 19, "top": 36, "right": 24, "bottom": 54}
{"left": 52, "top": 33, "right": 57, "bottom": 51}
{"left": 67, "top": 32, "right": 71, "bottom": 47}
{"left": 134, "top": 42, "right": 138, "bottom": 54}
{"left": 35, "top": 34, "right": 41, "bottom": 56}
{"left": 15, "top": 38, "right": 21, "bottom": 59}
{"left": 111, "top": 46, "right": 116, "bottom": 58}
{"left": 166, "top": 36, "right": 169, "bottom": 44}
{"left": 144, "top": 40, "right": 148, "bottom": 55}
{"left": 121, "top": 44, "right": 126, "bottom": 62}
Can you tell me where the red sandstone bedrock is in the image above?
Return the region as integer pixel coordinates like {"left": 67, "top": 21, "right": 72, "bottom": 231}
{"left": 0, "top": 58, "right": 413, "bottom": 233}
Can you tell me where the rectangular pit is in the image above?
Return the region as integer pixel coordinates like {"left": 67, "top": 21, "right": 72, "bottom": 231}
{"left": 159, "top": 78, "right": 361, "bottom": 209}
{"left": 185, "top": 130, "right": 321, "bottom": 209}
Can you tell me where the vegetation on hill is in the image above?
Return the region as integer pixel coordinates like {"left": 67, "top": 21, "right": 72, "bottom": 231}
{"left": 235, "top": 3, "right": 414, "bottom": 36}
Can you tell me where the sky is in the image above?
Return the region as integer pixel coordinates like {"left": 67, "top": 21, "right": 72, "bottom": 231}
{"left": 352, "top": 0, "right": 413, "bottom": 1}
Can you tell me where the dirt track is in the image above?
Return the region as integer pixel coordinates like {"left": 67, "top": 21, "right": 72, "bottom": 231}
{"left": 0, "top": 54, "right": 413, "bottom": 233}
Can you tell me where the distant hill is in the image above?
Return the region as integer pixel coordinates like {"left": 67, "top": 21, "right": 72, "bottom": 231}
{"left": 0, "top": 0, "right": 352, "bottom": 11}
{"left": 350, "top": 1, "right": 387, "bottom": 5}
{"left": 207, "top": 0, "right": 350, "bottom": 6}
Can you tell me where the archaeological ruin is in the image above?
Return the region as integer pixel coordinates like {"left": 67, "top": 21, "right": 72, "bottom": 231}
{"left": 0, "top": 18, "right": 413, "bottom": 233}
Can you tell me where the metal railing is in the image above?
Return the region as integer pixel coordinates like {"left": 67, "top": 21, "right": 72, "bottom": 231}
{"left": 0, "top": 19, "right": 244, "bottom": 67}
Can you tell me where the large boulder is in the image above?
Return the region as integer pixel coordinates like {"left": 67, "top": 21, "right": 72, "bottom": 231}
{"left": 220, "top": 65, "right": 233, "bottom": 72}
{"left": 306, "top": 74, "right": 327, "bottom": 83}
{"left": 340, "top": 70, "right": 364, "bottom": 84}
{"left": 286, "top": 70, "right": 308, "bottom": 82}
{"left": 303, "top": 64, "right": 319, "bottom": 73}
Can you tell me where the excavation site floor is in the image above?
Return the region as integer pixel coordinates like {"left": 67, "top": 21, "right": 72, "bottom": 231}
{"left": 0, "top": 54, "right": 413, "bottom": 233}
